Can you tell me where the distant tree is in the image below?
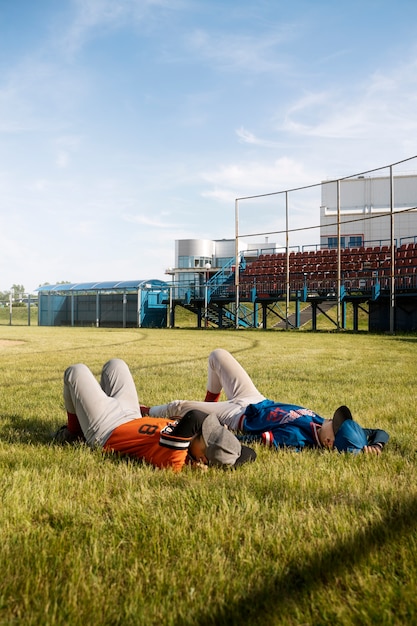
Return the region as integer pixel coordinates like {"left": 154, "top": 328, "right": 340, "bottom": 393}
{"left": 11, "top": 284, "right": 25, "bottom": 301}
{"left": 38, "top": 281, "right": 71, "bottom": 287}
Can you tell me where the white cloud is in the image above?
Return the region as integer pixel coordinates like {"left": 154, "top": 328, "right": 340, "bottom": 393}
{"left": 60, "top": 0, "right": 185, "bottom": 57}
{"left": 56, "top": 151, "right": 70, "bottom": 168}
{"left": 59, "top": 0, "right": 128, "bottom": 57}
{"left": 236, "top": 127, "right": 282, "bottom": 148}
{"left": 186, "top": 28, "right": 292, "bottom": 73}
{"left": 124, "top": 213, "right": 178, "bottom": 229}
{"left": 0, "top": 54, "right": 87, "bottom": 136}
{"left": 282, "top": 53, "right": 417, "bottom": 141}
{"left": 2, "top": 1, "right": 417, "bottom": 294}
{"left": 53, "top": 135, "right": 82, "bottom": 168}
{"left": 201, "top": 158, "right": 321, "bottom": 200}
{"left": 32, "top": 180, "right": 50, "bottom": 192}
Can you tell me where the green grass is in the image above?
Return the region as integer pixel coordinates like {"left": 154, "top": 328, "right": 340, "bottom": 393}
{"left": 0, "top": 326, "right": 416, "bottom": 625}
{"left": 0, "top": 305, "right": 38, "bottom": 327}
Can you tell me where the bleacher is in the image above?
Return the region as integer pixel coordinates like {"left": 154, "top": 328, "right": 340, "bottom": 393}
{"left": 239, "top": 242, "right": 417, "bottom": 298}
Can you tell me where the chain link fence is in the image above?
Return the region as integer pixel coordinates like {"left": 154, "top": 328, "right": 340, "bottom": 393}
{"left": 0, "top": 294, "right": 38, "bottom": 326}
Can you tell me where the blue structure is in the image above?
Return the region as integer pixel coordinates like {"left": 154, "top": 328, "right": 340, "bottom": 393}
{"left": 37, "top": 280, "right": 169, "bottom": 328}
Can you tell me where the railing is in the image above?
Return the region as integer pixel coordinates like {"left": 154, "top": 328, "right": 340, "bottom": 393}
{"left": 235, "top": 155, "right": 417, "bottom": 333}
{"left": 0, "top": 295, "right": 38, "bottom": 326}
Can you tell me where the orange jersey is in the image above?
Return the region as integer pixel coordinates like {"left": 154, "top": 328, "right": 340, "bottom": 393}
{"left": 103, "top": 417, "right": 190, "bottom": 472}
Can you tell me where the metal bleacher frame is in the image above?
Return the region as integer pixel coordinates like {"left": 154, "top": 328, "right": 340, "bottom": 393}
{"left": 232, "top": 240, "right": 417, "bottom": 330}
{"left": 169, "top": 156, "right": 417, "bottom": 332}
{"left": 230, "top": 156, "right": 417, "bottom": 332}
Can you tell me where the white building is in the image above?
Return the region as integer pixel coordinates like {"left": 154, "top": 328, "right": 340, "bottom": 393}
{"left": 174, "top": 238, "right": 278, "bottom": 271}
{"left": 320, "top": 174, "right": 417, "bottom": 249}
{"left": 167, "top": 238, "right": 278, "bottom": 297}
{"left": 167, "top": 174, "right": 417, "bottom": 292}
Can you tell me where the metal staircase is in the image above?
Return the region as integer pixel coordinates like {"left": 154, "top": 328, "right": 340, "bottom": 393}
{"left": 179, "top": 258, "right": 255, "bottom": 328}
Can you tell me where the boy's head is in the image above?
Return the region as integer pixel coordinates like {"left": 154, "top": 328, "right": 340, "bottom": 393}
{"left": 331, "top": 405, "right": 368, "bottom": 453}
{"left": 190, "top": 413, "right": 256, "bottom": 468}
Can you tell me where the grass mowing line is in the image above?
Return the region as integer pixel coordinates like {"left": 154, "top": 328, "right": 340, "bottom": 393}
{"left": 0, "top": 328, "right": 150, "bottom": 357}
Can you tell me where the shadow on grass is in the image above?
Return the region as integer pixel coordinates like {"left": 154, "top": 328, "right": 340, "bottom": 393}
{"left": 193, "top": 495, "right": 417, "bottom": 626}
{"left": 0, "top": 413, "right": 57, "bottom": 445}
{"left": 391, "top": 334, "right": 417, "bottom": 344}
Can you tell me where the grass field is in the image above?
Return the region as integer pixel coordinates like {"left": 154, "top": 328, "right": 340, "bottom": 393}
{"left": 0, "top": 325, "right": 416, "bottom": 625}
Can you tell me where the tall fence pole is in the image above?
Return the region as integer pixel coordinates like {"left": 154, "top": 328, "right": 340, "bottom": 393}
{"left": 390, "top": 166, "right": 395, "bottom": 334}
{"left": 235, "top": 198, "right": 240, "bottom": 329}
{"left": 337, "top": 179, "right": 341, "bottom": 330}
{"left": 285, "top": 192, "right": 290, "bottom": 329}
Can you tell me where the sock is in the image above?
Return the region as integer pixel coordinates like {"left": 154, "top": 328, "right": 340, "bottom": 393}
{"left": 140, "top": 405, "right": 150, "bottom": 416}
{"left": 204, "top": 391, "right": 221, "bottom": 402}
{"left": 67, "top": 412, "right": 83, "bottom": 435}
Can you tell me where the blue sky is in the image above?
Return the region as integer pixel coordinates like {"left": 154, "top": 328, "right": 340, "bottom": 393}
{"left": 1, "top": 0, "right": 417, "bottom": 292}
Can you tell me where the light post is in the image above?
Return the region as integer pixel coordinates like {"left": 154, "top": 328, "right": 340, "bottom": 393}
{"left": 137, "top": 283, "right": 152, "bottom": 328}
{"left": 204, "top": 262, "right": 212, "bottom": 328}
{"left": 137, "top": 287, "right": 142, "bottom": 327}
{"left": 165, "top": 268, "right": 175, "bottom": 328}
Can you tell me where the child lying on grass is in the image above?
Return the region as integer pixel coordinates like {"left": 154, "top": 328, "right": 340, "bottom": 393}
{"left": 143, "top": 349, "right": 389, "bottom": 455}
{"left": 53, "top": 358, "right": 256, "bottom": 471}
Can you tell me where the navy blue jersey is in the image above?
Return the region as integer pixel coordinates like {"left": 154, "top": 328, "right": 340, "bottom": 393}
{"left": 238, "top": 399, "right": 325, "bottom": 450}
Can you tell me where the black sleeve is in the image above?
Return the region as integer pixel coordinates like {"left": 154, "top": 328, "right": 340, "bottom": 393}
{"left": 363, "top": 428, "right": 390, "bottom": 448}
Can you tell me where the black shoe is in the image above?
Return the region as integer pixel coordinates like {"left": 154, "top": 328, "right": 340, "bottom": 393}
{"left": 52, "top": 425, "right": 85, "bottom": 445}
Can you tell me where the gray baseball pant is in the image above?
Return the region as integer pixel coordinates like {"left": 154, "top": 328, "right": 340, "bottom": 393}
{"left": 63, "top": 358, "right": 142, "bottom": 447}
{"left": 149, "top": 348, "right": 265, "bottom": 430}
